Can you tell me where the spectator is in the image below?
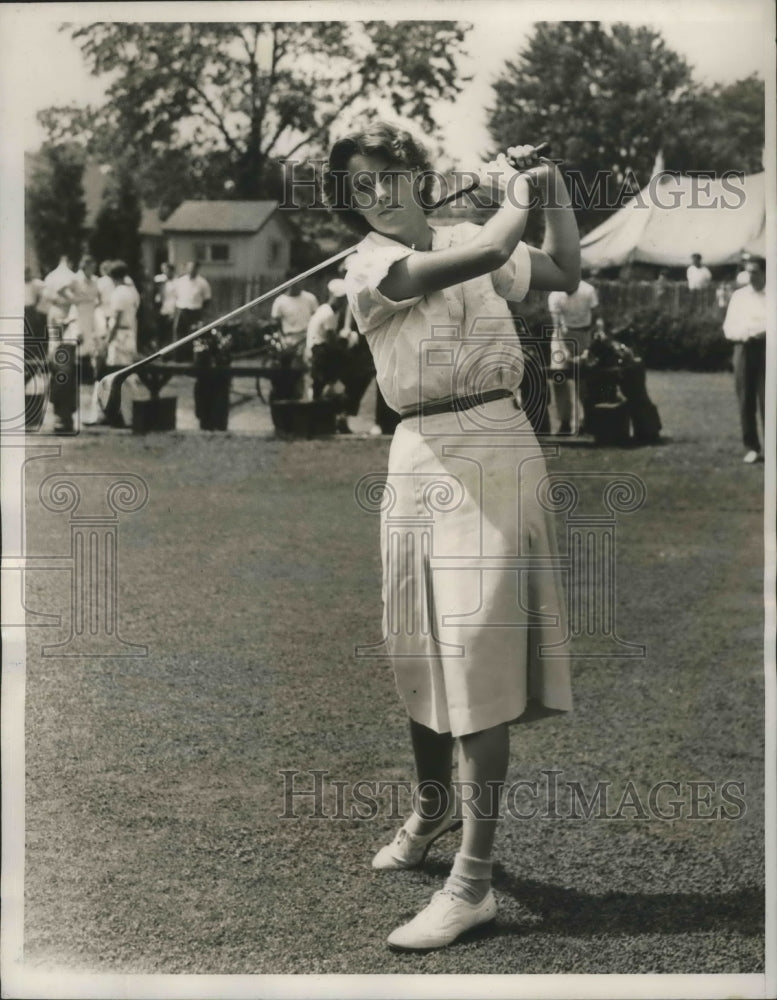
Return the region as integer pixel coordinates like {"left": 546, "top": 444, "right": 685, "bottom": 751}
{"left": 153, "top": 262, "right": 178, "bottom": 346}
{"left": 686, "top": 253, "right": 712, "bottom": 290}
{"left": 42, "top": 256, "right": 80, "bottom": 434}
{"left": 105, "top": 260, "right": 140, "bottom": 366}
{"left": 94, "top": 260, "right": 115, "bottom": 342}
{"left": 96, "top": 260, "right": 115, "bottom": 306}
{"left": 173, "top": 260, "right": 212, "bottom": 360}
{"left": 548, "top": 277, "right": 600, "bottom": 433}
{"left": 304, "top": 279, "right": 352, "bottom": 432}
{"left": 24, "top": 266, "right": 47, "bottom": 343}
{"left": 735, "top": 251, "right": 752, "bottom": 288}
{"left": 271, "top": 276, "right": 319, "bottom": 350}
{"left": 86, "top": 260, "right": 141, "bottom": 428}
{"left": 722, "top": 257, "right": 766, "bottom": 463}
{"left": 653, "top": 268, "right": 670, "bottom": 303}
{"left": 305, "top": 279, "right": 348, "bottom": 376}
{"left": 68, "top": 255, "right": 101, "bottom": 367}
{"left": 43, "top": 255, "right": 77, "bottom": 331}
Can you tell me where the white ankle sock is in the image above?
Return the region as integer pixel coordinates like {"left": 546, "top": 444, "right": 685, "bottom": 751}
{"left": 445, "top": 851, "right": 492, "bottom": 904}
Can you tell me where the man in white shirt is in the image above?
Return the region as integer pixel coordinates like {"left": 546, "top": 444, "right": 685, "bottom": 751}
{"left": 305, "top": 279, "right": 346, "bottom": 363}
{"left": 43, "top": 255, "right": 78, "bottom": 330}
{"left": 735, "top": 252, "right": 752, "bottom": 288}
{"left": 173, "top": 261, "right": 212, "bottom": 359}
{"left": 271, "top": 279, "right": 319, "bottom": 350}
{"left": 686, "top": 253, "right": 712, "bottom": 291}
{"left": 154, "top": 262, "right": 178, "bottom": 345}
{"left": 548, "top": 278, "right": 599, "bottom": 433}
{"left": 723, "top": 258, "right": 767, "bottom": 463}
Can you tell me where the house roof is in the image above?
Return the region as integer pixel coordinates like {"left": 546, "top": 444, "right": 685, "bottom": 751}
{"left": 162, "top": 200, "right": 282, "bottom": 234}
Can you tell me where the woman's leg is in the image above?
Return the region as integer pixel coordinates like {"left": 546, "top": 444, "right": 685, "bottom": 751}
{"left": 456, "top": 722, "right": 510, "bottom": 860}
{"left": 385, "top": 722, "right": 508, "bottom": 949}
{"left": 404, "top": 718, "right": 454, "bottom": 836}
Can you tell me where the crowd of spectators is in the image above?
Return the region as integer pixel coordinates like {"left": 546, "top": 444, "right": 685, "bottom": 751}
{"left": 23, "top": 248, "right": 765, "bottom": 452}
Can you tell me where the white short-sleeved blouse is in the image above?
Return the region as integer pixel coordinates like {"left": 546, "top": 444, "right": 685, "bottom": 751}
{"left": 343, "top": 223, "right": 532, "bottom": 414}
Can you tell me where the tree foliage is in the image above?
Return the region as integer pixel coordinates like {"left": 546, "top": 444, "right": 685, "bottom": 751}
{"left": 487, "top": 22, "right": 765, "bottom": 232}
{"left": 88, "top": 160, "right": 143, "bottom": 281}
{"left": 25, "top": 143, "right": 87, "bottom": 274}
{"left": 39, "top": 20, "right": 470, "bottom": 214}
{"left": 669, "top": 75, "right": 765, "bottom": 176}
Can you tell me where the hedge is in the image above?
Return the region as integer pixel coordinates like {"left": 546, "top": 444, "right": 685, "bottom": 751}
{"left": 510, "top": 300, "right": 733, "bottom": 372}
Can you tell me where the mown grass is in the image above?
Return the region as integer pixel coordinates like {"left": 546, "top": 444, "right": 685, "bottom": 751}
{"left": 21, "top": 371, "right": 766, "bottom": 976}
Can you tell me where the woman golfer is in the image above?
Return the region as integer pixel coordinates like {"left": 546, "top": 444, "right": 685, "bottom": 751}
{"left": 324, "top": 121, "right": 579, "bottom": 950}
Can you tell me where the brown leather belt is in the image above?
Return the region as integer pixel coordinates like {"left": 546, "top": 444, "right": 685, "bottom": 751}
{"left": 401, "top": 387, "right": 515, "bottom": 420}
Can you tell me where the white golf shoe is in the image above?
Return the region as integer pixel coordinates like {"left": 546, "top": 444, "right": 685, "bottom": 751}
{"left": 387, "top": 888, "right": 498, "bottom": 950}
{"left": 371, "top": 802, "right": 461, "bottom": 871}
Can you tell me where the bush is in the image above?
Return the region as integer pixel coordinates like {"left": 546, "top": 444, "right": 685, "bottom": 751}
{"left": 510, "top": 297, "right": 733, "bottom": 373}
{"left": 609, "top": 305, "right": 733, "bottom": 372}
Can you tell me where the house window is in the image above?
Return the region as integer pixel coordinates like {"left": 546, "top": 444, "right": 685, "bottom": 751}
{"left": 193, "top": 242, "right": 232, "bottom": 263}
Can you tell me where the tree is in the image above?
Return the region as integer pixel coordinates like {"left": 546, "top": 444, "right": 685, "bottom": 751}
{"left": 25, "top": 143, "right": 87, "bottom": 274}
{"left": 39, "top": 20, "right": 470, "bottom": 214}
{"left": 486, "top": 22, "right": 764, "bottom": 232}
{"left": 667, "top": 75, "right": 765, "bottom": 176}
{"left": 88, "top": 159, "right": 143, "bottom": 282}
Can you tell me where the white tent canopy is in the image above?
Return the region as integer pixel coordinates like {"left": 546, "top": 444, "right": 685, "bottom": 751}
{"left": 580, "top": 171, "right": 766, "bottom": 269}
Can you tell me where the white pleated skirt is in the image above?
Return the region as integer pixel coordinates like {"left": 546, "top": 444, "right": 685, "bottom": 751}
{"left": 380, "top": 396, "right": 572, "bottom": 737}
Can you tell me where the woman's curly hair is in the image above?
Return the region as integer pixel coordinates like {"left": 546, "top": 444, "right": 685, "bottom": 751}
{"left": 322, "top": 121, "right": 436, "bottom": 235}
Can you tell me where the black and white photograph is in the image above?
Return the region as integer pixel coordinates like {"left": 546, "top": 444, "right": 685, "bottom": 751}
{"left": 1, "top": 1, "right": 775, "bottom": 998}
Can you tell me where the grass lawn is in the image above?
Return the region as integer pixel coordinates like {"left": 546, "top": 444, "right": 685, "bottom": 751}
{"left": 17, "top": 370, "right": 767, "bottom": 979}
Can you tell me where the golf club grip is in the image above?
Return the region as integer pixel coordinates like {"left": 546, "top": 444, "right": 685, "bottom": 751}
{"left": 100, "top": 141, "right": 552, "bottom": 387}
{"left": 433, "top": 141, "right": 552, "bottom": 207}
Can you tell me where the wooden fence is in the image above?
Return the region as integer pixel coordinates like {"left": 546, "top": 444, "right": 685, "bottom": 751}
{"left": 522, "top": 280, "right": 724, "bottom": 318}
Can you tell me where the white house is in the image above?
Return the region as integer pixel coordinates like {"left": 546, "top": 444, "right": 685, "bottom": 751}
{"left": 162, "top": 201, "right": 294, "bottom": 283}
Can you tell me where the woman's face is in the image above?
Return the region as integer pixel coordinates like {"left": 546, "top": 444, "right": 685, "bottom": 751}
{"left": 346, "top": 153, "right": 424, "bottom": 239}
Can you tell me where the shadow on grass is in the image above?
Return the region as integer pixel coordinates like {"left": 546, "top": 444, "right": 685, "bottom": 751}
{"left": 421, "top": 860, "right": 763, "bottom": 943}
{"left": 491, "top": 868, "right": 764, "bottom": 939}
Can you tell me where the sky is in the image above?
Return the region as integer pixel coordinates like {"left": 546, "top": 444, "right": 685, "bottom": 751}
{"left": 1, "top": 1, "right": 772, "bottom": 168}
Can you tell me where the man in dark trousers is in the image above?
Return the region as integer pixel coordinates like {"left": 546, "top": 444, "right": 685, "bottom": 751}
{"left": 723, "top": 257, "right": 766, "bottom": 463}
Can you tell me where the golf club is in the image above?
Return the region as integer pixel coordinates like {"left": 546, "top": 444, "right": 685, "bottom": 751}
{"left": 96, "top": 142, "right": 551, "bottom": 420}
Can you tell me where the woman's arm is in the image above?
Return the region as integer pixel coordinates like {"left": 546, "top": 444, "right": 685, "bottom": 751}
{"left": 379, "top": 153, "right": 539, "bottom": 302}
{"left": 526, "top": 165, "right": 581, "bottom": 293}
